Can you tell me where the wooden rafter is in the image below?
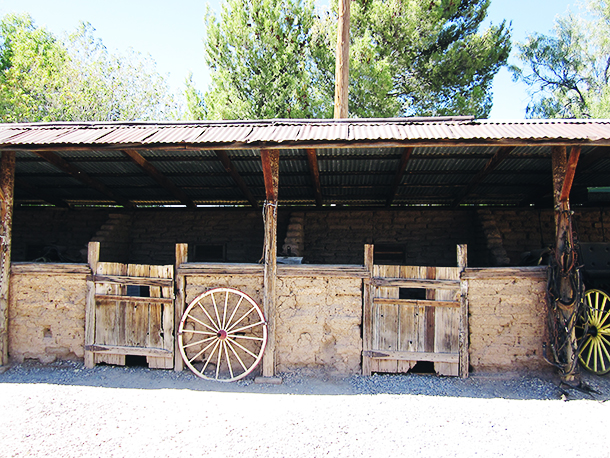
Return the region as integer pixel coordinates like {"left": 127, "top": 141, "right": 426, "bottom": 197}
{"left": 306, "top": 149, "right": 323, "bottom": 206}
{"left": 122, "top": 150, "right": 195, "bottom": 209}
{"left": 386, "top": 147, "right": 414, "bottom": 206}
{"left": 33, "top": 151, "right": 134, "bottom": 209}
{"left": 559, "top": 146, "right": 581, "bottom": 202}
{"left": 451, "top": 146, "right": 515, "bottom": 207}
{"left": 214, "top": 151, "right": 259, "bottom": 209}
{"left": 15, "top": 178, "right": 70, "bottom": 208}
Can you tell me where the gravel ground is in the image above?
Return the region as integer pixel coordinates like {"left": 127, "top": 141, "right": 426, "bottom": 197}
{"left": 1, "top": 361, "right": 609, "bottom": 458}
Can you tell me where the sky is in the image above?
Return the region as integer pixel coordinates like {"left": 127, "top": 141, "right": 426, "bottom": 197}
{"left": 0, "top": 0, "right": 580, "bottom": 119}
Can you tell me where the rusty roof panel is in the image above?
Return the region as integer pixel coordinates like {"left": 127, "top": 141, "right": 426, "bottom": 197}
{"left": 195, "top": 125, "right": 253, "bottom": 143}
{"left": 52, "top": 128, "right": 116, "bottom": 144}
{"left": 142, "top": 126, "right": 208, "bottom": 144}
{"left": 97, "top": 126, "right": 160, "bottom": 144}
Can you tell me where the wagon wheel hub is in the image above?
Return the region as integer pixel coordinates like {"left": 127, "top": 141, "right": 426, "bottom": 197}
{"left": 217, "top": 329, "right": 228, "bottom": 340}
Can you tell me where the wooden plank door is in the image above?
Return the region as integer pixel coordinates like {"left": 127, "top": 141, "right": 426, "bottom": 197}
{"left": 363, "top": 245, "right": 468, "bottom": 377}
{"left": 85, "top": 255, "right": 175, "bottom": 369}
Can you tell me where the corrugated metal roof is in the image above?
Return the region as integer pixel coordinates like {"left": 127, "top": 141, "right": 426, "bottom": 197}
{"left": 4, "top": 118, "right": 610, "bottom": 147}
{"left": 6, "top": 117, "right": 610, "bottom": 208}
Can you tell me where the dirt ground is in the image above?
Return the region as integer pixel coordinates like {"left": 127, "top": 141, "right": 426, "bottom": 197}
{"left": 1, "top": 361, "right": 609, "bottom": 458}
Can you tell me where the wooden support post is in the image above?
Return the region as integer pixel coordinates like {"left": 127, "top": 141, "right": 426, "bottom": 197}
{"left": 0, "top": 151, "right": 15, "bottom": 367}
{"left": 552, "top": 146, "right": 579, "bottom": 381}
{"left": 362, "top": 244, "right": 374, "bottom": 376}
{"left": 84, "top": 241, "right": 100, "bottom": 368}
{"left": 174, "top": 243, "right": 188, "bottom": 371}
{"left": 261, "top": 149, "right": 279, "bottom": 378}
{"left": 457, "top": 244, "right": 469, "bottom": 378}
{"left": 334, "top": 0, "right": 350, "bottom": 119}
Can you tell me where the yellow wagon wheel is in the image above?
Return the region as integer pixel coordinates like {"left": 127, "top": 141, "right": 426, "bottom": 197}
{"left": 577, "top": 289, "right": 610, "bottom": 375}
{"left": 178, "top": 287, "right": 267, "bottom": 382}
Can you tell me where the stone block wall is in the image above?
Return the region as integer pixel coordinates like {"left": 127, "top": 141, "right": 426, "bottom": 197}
{"left": 8, "top": 269, "right": 88, "bottom": 363}
{"left": 466, "top": 268, "right": 549, "bottom": 371}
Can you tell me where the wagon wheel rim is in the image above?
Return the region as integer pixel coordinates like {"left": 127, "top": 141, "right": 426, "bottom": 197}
{"left": 577, "top": 289, "right": 610, "bottom": 375}
{"left": 178, "top": 287, "right": 267, "bottom": 382}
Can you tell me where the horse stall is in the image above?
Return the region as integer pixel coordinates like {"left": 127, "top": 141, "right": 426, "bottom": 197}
{"left": 2, "top": 118, "right": 610, "bottom": 380}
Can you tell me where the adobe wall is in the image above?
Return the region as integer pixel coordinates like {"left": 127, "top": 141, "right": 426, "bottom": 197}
{"left": 11, "top": 207, "right": 610, "bottom": 267}
{"left": 465, "top": 267, "right": 549, "bottom": 372}
{"left": 184, "top": 271, "right": 362, "bottom": 375}
{"left": 8, "top": 266, "right": 88, "bottom": 363}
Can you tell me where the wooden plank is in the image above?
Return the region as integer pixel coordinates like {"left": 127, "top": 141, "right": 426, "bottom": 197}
{"left": 90, "top": 273, "right": 173, "bottom": 288}
{"left": 396, "top": 265, "right": 419, "bottom": 372}
{"left": 458, "top": 244, "right": 469, "bottom": 378}
{"left": 333, "top": 0, "right": 350, "bottom": 118}
{"left": 363, "top": 350, "right": 459, "bottom": 363}
{"left": 424, "top": 267, "right": 436, "bottom": 354}
{"left": 261, "top": 148, "right": 279, "bottom": 378}
{"left": 33, "top": 150, "right": 134, "bottom": 209}
{"left": 0, "top": 151, "right": 14, "bottom": 366}
{"left": 386, "top": 147, "right": 414, "bottom": 206}
{"left": 362, "top": 244, "right": 374, "bottom": 376}
{"left": 306, "top": 149, "right": 323, "bottom": 206}
{"left": 85, "top": 345, "right": 172, "bottom": 357}
{"left": 278, "top": 265, "right": 369, "bottom": 278}
{"left": 373, "top": 298, "right": 459, "bottom": 308}
{"left": 434, "top": 266, "right": 459, "bottom": 376}
{"left": 215, "top": 150, "right": 259, "bottom": 208}
{"left": 370, "top": 277, "right": 460, "bottom": 289}
{"left": 174, "top": 244, "right": 188, "bottom": 371}
{"left": 95, "top": 294, "right": 173, "bottom": 304}
{"left": 178, "top": 263, "right": 263, "bottom": 276}
{"left": 462, "top": 266, "right": 547, "bottom": 280}
{"left": 125, "top": 264, "right": 150, "bottom": 349}
{"left": 95, "top": 262, "right": 127, "bottom": 366}
{"left": 559, "top": 146, "right": 581, "bottom": 202}
{"left": 122, "top": 149, "right": 195, "bottom": 209}
{"left": 375, "top": 265, "right": 400, "bottom": 373}
{"left": 84, "top": 242, "right": 100, "bottom": 368}
{"left": 11, "top": 263, "right": 91, "bottom": 275}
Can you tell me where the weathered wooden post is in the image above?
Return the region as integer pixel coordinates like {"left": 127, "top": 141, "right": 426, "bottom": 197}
{"left": 334, "top": 0, "right": 350, "bottom": 118}
{"left": 0, "top": 151, "right": 15, "bottom": 368}
{"left": 84, "top": 241, "right": 100, "bottom": 368}
{"left": 552, "top": 145, "right": 581, "bottom": 381}
{"left": 261, "top": 149, "right": 279, "bottom": 380}
{"left": 457, "top": 244, "right": 469, "bottom": 378}
{"left": 362, "top": 244, "right": 374, "bottom": 376}
{"left": 174, "top": 243, "right": 188, "bottom": 371}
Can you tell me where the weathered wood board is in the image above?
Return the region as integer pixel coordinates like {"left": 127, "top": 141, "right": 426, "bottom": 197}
{"left": 88, "top": 261, "right": 174, "bottom": 369}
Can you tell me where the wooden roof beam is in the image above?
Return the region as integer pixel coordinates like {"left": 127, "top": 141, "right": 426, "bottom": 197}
{"left": 306, "top": 149, "right": 323, "bottom": 206}
{"left": 386, "top": 147, "right": 414, "bottom": 206}
{"left": 32, "top": 151, "right": 134, "bottom": 209}
{"left": 451, "top": 146, "right": 515, "bottom": 207}
{"left": 15, "top": 178, "right": 70, "bottom": 208}
{"left": 122, "top": 149, "right": 195, "bottom": 209}
{"left": 560, "top": 146, "right": 581, "bottom": 202}
{"left": 215, "top": 151, "right": 259, "bottom": 209}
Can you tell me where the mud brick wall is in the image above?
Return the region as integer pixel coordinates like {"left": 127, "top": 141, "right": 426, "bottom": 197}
{"left": 8, "top": 270, "right": 88, "bottom": 363}
{"left": 303, "top": 209, "right": 481, "bottom": 266}
{"left": 183, "top": 271, "right": 362, "bottom": 376}
{"left": 466, "top": 268, "right": 549, "bottom": 371}
{"left": 12, "top": 208, "right": 110, "bottom": 262}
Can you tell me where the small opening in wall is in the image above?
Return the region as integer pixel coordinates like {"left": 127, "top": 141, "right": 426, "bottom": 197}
{"left": 399, "top": 288, "right": 426, "bottom": 300}
{"left": 43, "top": 327, "right": 52, "bottom": 339}
{"left": 410, "top": 361, "right": 435, "bottom": 374}
{"left": 125, "top": 355, "right": 148, "bottom": 367}
{"left": 126, "top": 285, "right": 150, "bottom": 297}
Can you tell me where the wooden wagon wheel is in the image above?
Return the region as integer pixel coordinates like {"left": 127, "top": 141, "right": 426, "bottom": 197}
{"left": 178, "top": 287, "right": 267, "bottom": 382}
{"left": 577, "top": 289, "right": 610, "bottom": 375}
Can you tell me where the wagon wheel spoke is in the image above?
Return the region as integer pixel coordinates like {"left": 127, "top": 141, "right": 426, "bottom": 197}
{"left": 178, "top": 287, "right": 268, "bottom": 382}
{"left": 578, "top": 290, "right": 610, "bottom": 375}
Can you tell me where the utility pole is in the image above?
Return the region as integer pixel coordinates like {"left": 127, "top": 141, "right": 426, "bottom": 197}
{"left": 334, "top": 0, "right": 350, "bottom": 119}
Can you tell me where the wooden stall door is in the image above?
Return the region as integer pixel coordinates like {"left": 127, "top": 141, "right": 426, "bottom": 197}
{"left": 85, "top": 261, "right": 175, "bottom": 369}
{"left": 363, "top": 245, "right": 468, "bottom": 377}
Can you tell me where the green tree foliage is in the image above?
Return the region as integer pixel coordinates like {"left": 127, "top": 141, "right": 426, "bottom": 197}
{"left": 512, "top": 0, "right": 610, "bottom": 118}
{"left": 0, "top": 14, "right": 177, "bottom": 122}
{"left": 204, "top": 0, "right": 328, "bottom": 119}
{"left": 312, "top": 0, "right": 511, "bottom": 118}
